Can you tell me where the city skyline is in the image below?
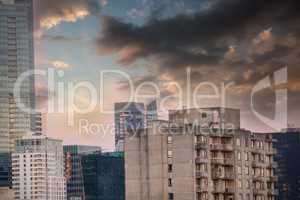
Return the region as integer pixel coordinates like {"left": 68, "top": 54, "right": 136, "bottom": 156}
{"left": 31, "top": 0, "right": 300, "bottom": 150}
{"left": 2, "top": 1, "right": 300, "bottom": 200}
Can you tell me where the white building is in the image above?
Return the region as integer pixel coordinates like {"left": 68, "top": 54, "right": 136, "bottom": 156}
{"left": 12, "top": 135, "right": 65, "bottom": 200}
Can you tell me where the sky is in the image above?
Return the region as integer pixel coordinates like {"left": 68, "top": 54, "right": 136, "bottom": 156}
{"left": 33, "top": 0, "right": 300, "bottom": 150}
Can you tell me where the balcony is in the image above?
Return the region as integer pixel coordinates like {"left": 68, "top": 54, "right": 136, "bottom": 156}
{"left": 211, "top": 158, "right": 224, "bottom": 165}
{"left": 253, "top": 188, "right": 265, "bottom": 195}
{"left": 224, "top": 173, "right": 235, "bottom": 180}
{"left": 195, "top": 157, "right": 209, "bottom": 164}
{"left": 252, "top": 160, "right": 265, "bottom": 168}
{"left": 196, "top": 186, "right": 209, "bottom": 192}
{"left": 266, "top": 148, "right": 277, "bottom": 155}
{"left": 223, "top": 158, "right": 234, "bottom": 166}
{"left": 266, "top": 162, "right": 278, "bottom": 169}
{"left": 210, "top": 144, "right": 233, "bottom": 152}
{"left": 195, "top": 142, "right": 209, "bottom": 149}
{"left": 210, "top": 132, "right": 234, "bottom": 138}
{"left": 210, "top": 144, "right": 223, "bottom": 151}
{"left": 269, "top": 175, "right": 278, "bottom": 182}
{"left": 268, "top": 189, "right": 278, "bottom": 196}
{"left": 253, "top": 175, "right": 265, "bottom": 181}
{"left": 212, "top": 172, "right": 235, "bottom": 180}
{"left": 213, "top": 186, "right": 235, "bottom": 194}
{"left": 196, "top": 171, "right": 208, "bottom": 178}
{"left": 251, "top": 148, "right": 265, "bottom": 154}
{"left": 223, "top": 144, "right": 234, "bottom": 151}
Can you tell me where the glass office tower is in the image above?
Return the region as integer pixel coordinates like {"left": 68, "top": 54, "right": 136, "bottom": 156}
{"left": 64, "top": 145, "right": 101, "bottom": 200}
{"left": 0, "top": 0, "right": 35, "bottom": 187}
{"left": 114, "top": 102, "right": 145, "bottom": 152}
{"left": 272, "top": 129, "right": 300, "bottom": 200}
{"left": 81, "top": 152, "right": 125, "bottom": 200}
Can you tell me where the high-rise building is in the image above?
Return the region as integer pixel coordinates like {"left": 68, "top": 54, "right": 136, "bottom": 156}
{"left": 12, "top": 135, "right": 65, "bottom": 200}
{"left": 64, "top": 145, "right": 101, "bottom": 200}
{"left": 272, "top": 129, "right": 300, "bottom": 200}
{"left": 114, "top": 102, "right": 145, "bottom": 152}
{"left": 146, "top": 100, "right": 158, "bottom": 124}
{"left": 0, "top": 0, "right": 35, "bottom": 189}
{"left": 81, "top": 152, "right": 125, "bottom": 200}
{"left": 125, "top": 108, "right": 277, "bottom": 200}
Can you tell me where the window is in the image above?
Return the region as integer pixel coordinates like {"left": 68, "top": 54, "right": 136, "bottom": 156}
{"left": 245, "top": 152, "right": 249, "bottom": 161}
{"left": 168, "top": 178, "right": 172, "bottom": 187}
{"left": 245, "top": 180, "right": 250, "bottom": 189}
{"left": 237, "top": 179, "right": 242, "bottom": 188}
{"left": 168, "top": 193, "right": 174, "bottom": 200}
{"left": 201, "top": 113, "right": 207, "bottom": 118}
{"left": 196, "top": 163, "right": 207, "bottom": 172}
{"left": 167, "top": 136, "right": 172, "bottom": 144}
{"left": 246, "top": 194, "right": 250, "bottom": 200}
{"left": 237, "top": 166, "right": 242, "bottom": 175}
{"left": 236, "top": 138, "right": 241, "bottom": 146}
{"left": 237, "top": 152, "right": 241, "bottom": 161}
{"left": 196, "top": 135, "right": 206, "bottom": 143}
{"left": 239, "top": 194, "right": 243, "bottom": 200}
{"left": 168, "top": 164, "right": 173, "bottom": 173}
{"left": 168, "top": 150, "right": 173, "bottom": 158}
{"left": 197, "top": 149, "right": 207, "bottom": 158}
{"left": 245, "top": 166, "right": 249, "bottom": 175}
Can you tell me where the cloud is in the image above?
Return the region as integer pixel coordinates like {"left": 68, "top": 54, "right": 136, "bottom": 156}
{"left": 37, "top": 0, "right": 105, "bottom": 29}
{"left": 96, "top": 0, "right": 300, "bottom": 88}
{"left": 126, "top": 0, "right": 197, "bottom": 20}
{"left": 127, "top": 8, "right": 146, "bottom": 19}
{"left": 100, "top": 0, "right": 108, "bottom": 7}
{"left": 95, "top": 0, "right": 300, "bottom": 130}
{"left": 42, "top": 34, "right": 82, "bottom": 42}
{"left": 51, "top": 60, "right": 72, "bottom": 69}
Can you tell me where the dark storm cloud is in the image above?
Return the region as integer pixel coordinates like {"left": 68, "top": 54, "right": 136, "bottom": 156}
{"left": 97, "top": 0, "right": 300, "bottom": 93}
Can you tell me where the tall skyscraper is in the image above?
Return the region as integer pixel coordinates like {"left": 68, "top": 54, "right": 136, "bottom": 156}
{"left": 81, "top": 152, "right": 125, "bottom": 200}
{"left": 0, "top": 0, "right": 35, "bottom": 188}
{"left": 125, "top": 108, "right": 277, "bottom": 200}
{"left": 272, "top": 129, "right": 300, "bottom": 200}
{"left": 146, "top": 100, "right": 158, "bottom": 125}
{"left": 114, "top": 102, "right": 145, "bottom": 152}
{"left": 12, "top": 135, "right": 65, "bottom": 200}
{"left": 64, "top": 145, "right": 101, "bottom": 200}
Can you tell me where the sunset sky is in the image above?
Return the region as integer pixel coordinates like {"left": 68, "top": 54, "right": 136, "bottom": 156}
{"left": 33, "top": 0, "right": 300, "bottom": 150}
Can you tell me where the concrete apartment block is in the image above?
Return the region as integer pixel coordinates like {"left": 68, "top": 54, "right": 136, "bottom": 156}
{"left": 125, "top": 108, "right": 277, "bottom": 200}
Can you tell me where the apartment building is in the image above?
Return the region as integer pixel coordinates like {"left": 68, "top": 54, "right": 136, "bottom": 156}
{"left": 11, "top": 135, "right": 65, "bottom": 200}
{"left": 125, "top": 108, "right": 277, "bottom": 200}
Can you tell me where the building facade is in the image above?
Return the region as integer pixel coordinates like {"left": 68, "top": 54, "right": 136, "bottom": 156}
{"left": 81, "top": 152, "right": 125, "bottom": 200}
{"left": 12, "top": 135, "right": 65, "bottom": 200}
{"left": 272, "top": 129, "right": 300, "bottom": 200}
{"left": 0, "top": 0, "right": 35, "bottom": 188}
{"left": 125, "top": 108, "right": 277, "bottom": 200}
{"left": 114, "top": 102, "right": 145, "bottom": 151}
{"left": 64, "top": 145, "right": 101, "bottom": 200}
{"left": 146, "top": 100, "right": 158, "bottom": 124}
